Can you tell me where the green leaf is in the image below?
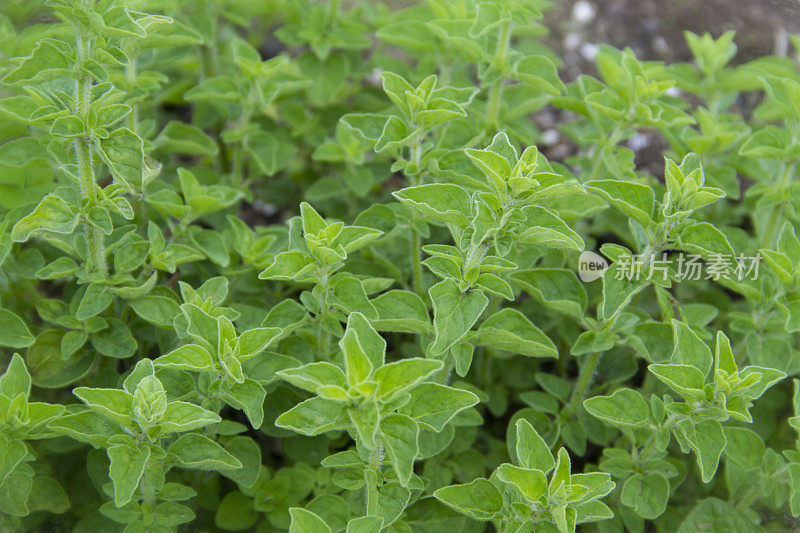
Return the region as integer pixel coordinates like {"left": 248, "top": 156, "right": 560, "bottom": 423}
{"left": 97, "top": 128, "right": 144, "bottom": 188}
{"left": 511, "top": 269, "right": 587, "bottom": 318}
{"left": 278, "top": 362, "right": 348, "bottom": 396}
{"left": 676, "top": 498, "right": 756, "bottom": 532}
{"left": 370, "top": 290, "right": 431, "bottom": 334}
{"left": 168, "top": 434, "right": 242, "bottom": 471}
{"left": 276, "top": 397, "right": 348, "bottom": 436}
{"left": 11, "top": 194, "right": 78, "bottom": 242}
{"left": 0, "top": 354, "right": 31, "bottom": 398}
{"left": 398, "top": 383, "right": 479, "bottom": 432}
{"left": 677, "top": 222, "right": 735, "bottom": 258}
{"left": 346, "top": 516, "right": 384, "bottom": 533}
{"left": 49, "top": 410, "right": 120, "bottom": 447}
{"left": 375, "top": 115, "right": 413, "bottom": 152}
{"left": 392, "top": 184, "right": 472, "bottom": 228}
{"left": 471, "top": 308, "right": 557, "bottom": 358}
{"left": 341, "top": 312, "right": 386, "bottom": 374}
{"left": 496, "top": 463, "right": 548, "bottom": 501}
{"left": 373, "top": 358, "right": 443, "bottom": 399}
{"left": 585, "top": 179, "right": 655, "bottom": 228}
{"left": 1, "top": 39, "right": 70, "bottom": 85}
{"left": 583, "top": 388, "right": 649, "bottom": 428}
{"left": 380, "top": 413, "right": 419, "bottom": 486}
{"left": 156, "top": 121, "right": 218, "bottom": 156}
{"left": 621, "top": 472, "right": 670, "bottom": 519}
{"left": 648, "top": 363, "right": 706, "bottom": 399}
{"left": 516, "top": 206, "right": 585, "bottom": 251}
{"left": 155, "top": 344, "right": 215, "bottom": 372}
{"left": 429, "top": 280, "right": 488, "bottom": 356}
{"left": 515, "top": 419, "right": 555, "bottom": 473}
{"left": 108, "top": 444, "right": 150, "bottom": 507}
{"left": 670, "top": 320, "right": 713, "bottom": 376}
{"left": 159, "top": 401, "right": 221, "bottom": 434}
{"left": 433, "top": 479, "right": 504, "bottom": 521}
{"left": 675, "top": 419, "right": 726, "bottom": 483}
{"left": 723, "top": 427, "right": 765, "bottom": 470}
{"left": 513, "top": 55, "right": 564, "bottom": 94}
{"left": 73, "top": 387, "right": 134, "bottom": 428}
{"left": 0, "top": 310, "right": 33, "bottom": 350}
{"left": 221, "top": 379, "right": 266, "bottom": 428}
{"left": 289, "top": 507, "right": 332, "bottom": 533}
{"left": 50, "top": 115, "right": 85, "bottom": 137}
{"left": 130, "top": 295, "right": 180, "bottom": 328}
{"left": 0, "top": 436, "right": 28, "bottom": 487}
{"left": 215, "top": 491, "right": 258, "bottom": 531}
{"left": 76, "top": 284, "right": 114, "bottom": 321}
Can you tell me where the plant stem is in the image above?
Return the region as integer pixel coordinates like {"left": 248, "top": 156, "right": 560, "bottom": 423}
{"left": 561, "top": 352, "right": 602, "bottom": 422}
{"left": 408, "top": 141, "right": 425, "bottom": 299}
{"left": 318, "top": 273, "right": 330, "bottom": 357}
{"left": 588, "top": 124, "right": 624, "bottom": 180}
{"left": 365, "top": 442, "right": 383, "bottom": 516}
{"left": 760, "top": 160, "right": 796, "bottom": 249}
{"left": 485, "top": 20, "right": 512, "bottom": 131}
{"left": 326, "top": 0, "right": 340, "bottom": 27}
{"left": 75, "top": 35, "right": 106, "bottom": 277}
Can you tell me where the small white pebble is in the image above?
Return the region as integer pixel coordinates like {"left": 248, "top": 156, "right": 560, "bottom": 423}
{"left": 564, "top": 33, "right": 582, "bottom": 51}
{"left": 541, "top": 129, "right": 560, "bottom": 145}
{"left": 253, "top": 201, "right": 277, "bottom": 216}
{"left": 653, "top": 36, "right": 669, "bottom": 55}
{"left": 580, "top": 42, "right": 599, "bottom": 61}
{"left": 572, "top": 1, "right": 596, "bottom": 24}
{"left": 628, "top": 133, "right": 649, "bottom": 152}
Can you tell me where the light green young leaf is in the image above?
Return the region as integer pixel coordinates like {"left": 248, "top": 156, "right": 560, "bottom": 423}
{"left": 0, "top": 353, "right": 31, "bottom": 398}
{"left": 159, "top": 401, "right": 221, "bottom": 434}
{"left": 433, "top": 479, "right": 504, "bottom": 521}
{"left": 346, "top": 516, "right": 384, "bottom": 533}
{"left": 0, "top": 312, "right": 34, "bottom": 349}
{"left": 289, "top": 507, "right": 333, "bottom": 533}
{"left": 583, "top": 388, "right": 649, "bottom": 428}
{"left": 380, "top": 413, "right": 420, "bottom": 486}
{"left": 675, "top": 419, "right": 726, "bottom": 483}
{"left": 429, "top": 279, "right": 488, "bottom": 356}
{"left": 373, "top": 358, "right": 443, "bottom": 399}
{"left": 471, "top": 308, "right": 558, "bottom": 358}
{"left": 168, "top": 434, "right": 242, "bottom": 471}
{"left": 392, "top": 184, "right": 472, "bottom": 228}
{"left": 670, "top": 320, "right": 713, "bottom": 376}
{"left": 398, "top": 383, "right": 479, "bottom": 432}
{"left": 108, "top": 444, "right": 150, "bottom": 507}
{"left": 515, "top": 419, "right": 555, "bottom": 473}
{"left": 155, "top": 344, "right": 215, "bottom": 372}
{"left": 585, "top": 179, "right": 655, "bottom": 228}
{"left": 11, "top": 194, "right": 78, "bottom": 242}
{"left": 276, "top": 397, "right": 348, "bottom": 436}
{"left": 73, "top": 387, "right": 134, "bottom": 428}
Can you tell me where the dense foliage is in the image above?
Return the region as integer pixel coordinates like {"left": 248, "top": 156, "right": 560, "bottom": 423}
{"left": 1, "top": 0, "right": 799, "bottom": 531}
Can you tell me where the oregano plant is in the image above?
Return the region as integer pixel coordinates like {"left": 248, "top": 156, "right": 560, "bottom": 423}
{"left": 0, "top": 0, "right": 798, "bottom": 532}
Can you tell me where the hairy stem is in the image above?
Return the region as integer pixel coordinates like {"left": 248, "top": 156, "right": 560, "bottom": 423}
{"left": 485, "top": 20, "right": 512, "bottom": 131}
{"left": 365, "top": 442, "right": 383, "bottom": 516}
{"left": 408, "top": 140, "right": 425, "bottom": 299}
{"left": 75, "top": 35, "right": 106, "bottom": 277}
{"left": 561, "top": 352, "right": 602, "bottom": 422}
{"left": 760, "top": 160, "right": 796, "bottom": 249}
{"left": 318, "top": 273, "right": 331, "bottom": 357}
